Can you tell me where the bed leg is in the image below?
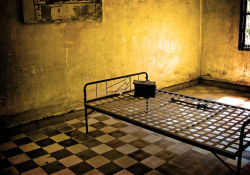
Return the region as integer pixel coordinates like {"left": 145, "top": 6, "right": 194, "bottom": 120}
{"left": 237, "top": 125, "right": 246, "bottom": 175}
{"left": 237, "top": 152, "right": 242, "bottom": 175}
{"left": 85, "top": 107, "right": 89, "bottom": 134}
{"left": 237, "top": 120, "right": 247, "bottom": 175}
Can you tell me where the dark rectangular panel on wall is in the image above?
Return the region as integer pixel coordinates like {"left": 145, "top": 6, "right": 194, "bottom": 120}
{"left": 22, "top": 0, "right": 102, "bottom": 24}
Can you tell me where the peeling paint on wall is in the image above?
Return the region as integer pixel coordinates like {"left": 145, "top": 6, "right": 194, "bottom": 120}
{"left": 0, "top": 0, "right": 200, "bottom": 128}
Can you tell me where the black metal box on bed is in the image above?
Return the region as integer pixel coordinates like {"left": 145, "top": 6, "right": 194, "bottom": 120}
{"left": 83, "top": 72, "right": 250, "bottom": 175}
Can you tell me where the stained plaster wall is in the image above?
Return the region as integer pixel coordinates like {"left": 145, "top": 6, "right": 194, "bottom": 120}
{"left": 0, "top": 0, "right": 200, "bottom": 128}
{"left": 201, "top": 0, "right": 250, "bottom": 86}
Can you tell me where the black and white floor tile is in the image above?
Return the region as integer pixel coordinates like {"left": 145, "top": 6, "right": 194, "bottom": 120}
{"left": 1, "top": 85, "right": 250, "bottom": 175}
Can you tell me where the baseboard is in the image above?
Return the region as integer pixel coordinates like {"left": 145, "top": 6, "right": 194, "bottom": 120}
{"left": 199, "top": 78, "right": 250, "bottom": 93}
{"left": 0, "top": 110, "right": 88, "bottom": 137}
{"left": 161, "top": 79, "right": 200, "bottom": 92}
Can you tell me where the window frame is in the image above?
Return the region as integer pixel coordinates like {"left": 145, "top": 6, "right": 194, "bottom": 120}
{"left": 238, "top": 0, "right": 250, "bottom": 50}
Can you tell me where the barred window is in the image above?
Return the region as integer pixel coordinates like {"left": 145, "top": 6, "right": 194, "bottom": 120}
{"left": 239, "top": 0, "right": 250, "bottom": 50}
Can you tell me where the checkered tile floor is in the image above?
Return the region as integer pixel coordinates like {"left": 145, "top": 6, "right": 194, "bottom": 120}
{"left": 1, "top": 84, "right": 250, "bottom": 175}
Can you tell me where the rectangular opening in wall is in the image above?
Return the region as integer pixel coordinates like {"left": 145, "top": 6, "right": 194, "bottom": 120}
{"left": 239, "top": 0, "right": 250, "bottom": 50}
{"left": 244, "top": 1, "right": 250, "bottom": 47}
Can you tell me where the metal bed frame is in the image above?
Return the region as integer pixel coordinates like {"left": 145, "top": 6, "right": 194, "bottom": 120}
{"left": 83, "top": 72, "right": 250, "bottom": 175}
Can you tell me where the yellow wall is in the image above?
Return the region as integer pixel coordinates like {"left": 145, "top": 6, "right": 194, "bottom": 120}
{"left": 201, "top": 0, "right": 250, "bottom": 86}
{"left": 0, "top": 0, "right": 200, "bottom": 128}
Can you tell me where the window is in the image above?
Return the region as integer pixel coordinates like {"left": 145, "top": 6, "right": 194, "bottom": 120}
{"left": 239, "top": 0, "right": 250, "bottom": 50}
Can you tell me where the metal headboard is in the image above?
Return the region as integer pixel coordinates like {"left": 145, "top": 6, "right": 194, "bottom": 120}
{"left": 83, "top": 72, "right": 148, "bottom": 103}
